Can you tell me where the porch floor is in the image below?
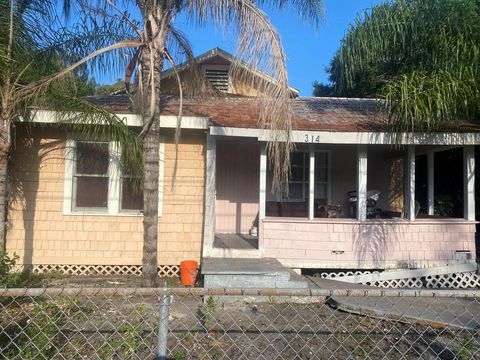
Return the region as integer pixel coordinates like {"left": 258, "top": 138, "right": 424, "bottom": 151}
{"left": 213, "top": 234, "right": 259, "bottom": 250}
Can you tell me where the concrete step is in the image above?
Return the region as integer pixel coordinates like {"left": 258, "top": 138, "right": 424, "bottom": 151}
{"left": 202, "top": 257, "right": 308, "bottom": 289}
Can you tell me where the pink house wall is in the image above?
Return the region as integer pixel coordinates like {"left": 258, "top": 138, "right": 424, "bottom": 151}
{"left": 216, "top": 141, "right": 260, "bottom": 234}
{"left": 262, "top": 218, "right": 476, "bottom": 269}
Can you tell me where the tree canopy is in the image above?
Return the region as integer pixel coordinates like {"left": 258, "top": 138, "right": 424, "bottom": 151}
{"left": 0, "top": 0, "right": 142, "bottom": 248}
{"left": 315, "top": 0, "right": 480, "bottom": 131}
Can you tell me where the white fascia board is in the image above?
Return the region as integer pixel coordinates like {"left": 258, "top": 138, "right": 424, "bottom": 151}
{"left": 210, "top": 126, "right": 480, "bottom": 145}
{"left": 209, "top": 126, "right": 263, "bottom": 138}
{"left": 19, "top": 110, "right": 208, "bottom": 130}
{"left": 159, "top": 115, "right": 209, "bottom": 129}
{"left": 289, "top": 131, "right": 480, "bottom": 145}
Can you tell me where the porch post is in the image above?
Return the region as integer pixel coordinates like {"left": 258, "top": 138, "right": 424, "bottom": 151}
{"left": 357, "top": 144, "right": 367, "bottom": 221}
{"left": 309, "top": 147, "right": 315, "bottom": 220}
{"left": 427, "top": 151, "right": 434, "bottom": 216}
{"left": 203, "top": 134, "right": 216, "bottom": 256}
{"left": 406, "top": 145, "right": 416, "bottom": 221}
{"left": 463, "top": 145, "right": 475, "bottom": 221}
{"left": 259, "top": 142, "right": 267, "bottom": 220}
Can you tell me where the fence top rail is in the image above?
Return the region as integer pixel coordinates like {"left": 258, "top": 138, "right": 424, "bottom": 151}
{"left": 0, "top": 287, "right": 480, "bottom": 298}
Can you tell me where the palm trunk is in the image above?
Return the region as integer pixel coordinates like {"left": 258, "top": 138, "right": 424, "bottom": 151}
{"left": 0, "top": 108, "right": 10, "bottom": 252}
{"left": 0, "top": 148, "right": 7, "bottom": 251}
{"left": 141, "top": 46, "right": 164, "bottom": 287}
{"left": 142, "top": 115, "right": 160, "bottom": 287}
{"left": 138, "top": 2, "right": 173, "bottom": 287}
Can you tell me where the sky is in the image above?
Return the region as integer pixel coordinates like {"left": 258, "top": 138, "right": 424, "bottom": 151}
{"left": 87, "top": 0, "right": 386, "bottom": 96}
{"left": 172, "top": 0, "right": 386, "bottom": 96}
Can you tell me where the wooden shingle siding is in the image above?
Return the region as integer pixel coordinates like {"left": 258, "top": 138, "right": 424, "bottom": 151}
{"left": 6, "top": 127, "right": 205, "bottom": 267}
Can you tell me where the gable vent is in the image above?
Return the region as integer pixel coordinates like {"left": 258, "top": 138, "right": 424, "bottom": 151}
{"left": 205, "top": 68, "right": 229, "bottom": 91}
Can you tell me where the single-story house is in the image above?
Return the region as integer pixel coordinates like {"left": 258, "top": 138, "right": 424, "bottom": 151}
{"left": 6, "top": 48, "right": 478, "bottom": 276}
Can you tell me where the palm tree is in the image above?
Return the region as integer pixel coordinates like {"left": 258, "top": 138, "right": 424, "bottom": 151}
{"left": 0, "top": 0, "right": 142, "bottom": 250}
{"left": 329, "top": 0, "right": 480, "bottom": 132}
{"left": 56, "top": 0, "right": 325, "bottom": 286}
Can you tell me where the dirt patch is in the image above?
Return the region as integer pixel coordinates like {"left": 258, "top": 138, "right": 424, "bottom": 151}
{"left": 1, "top": 293, "right": 478, "bottom": 359}
{"left": 42, "top": 275, "right": 181, "bottom": 288}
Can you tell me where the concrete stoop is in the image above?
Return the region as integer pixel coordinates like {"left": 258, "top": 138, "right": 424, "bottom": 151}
{"left": 202, "top": 258, "right": 308, "bottom": 289}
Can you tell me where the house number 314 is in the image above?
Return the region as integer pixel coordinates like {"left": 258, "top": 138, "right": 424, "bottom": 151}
{"left": 304, "top": 134, "right": 320, "bottom": 143}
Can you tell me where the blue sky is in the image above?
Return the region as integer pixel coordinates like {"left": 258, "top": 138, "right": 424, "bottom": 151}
{"left": 90, "top": 0, "right": 386, "bottom": 96}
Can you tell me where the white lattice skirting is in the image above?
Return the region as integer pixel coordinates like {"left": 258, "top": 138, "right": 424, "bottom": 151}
{"left": 28, "top": 264, "right": 180, "bottom": 277}
{"left": 319, "top": 271, "right": 480, "bottom": 289}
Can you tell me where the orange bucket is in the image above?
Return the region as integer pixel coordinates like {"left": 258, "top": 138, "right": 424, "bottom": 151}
{"left": 180, "top": 260, "right": 198, "bottom": 286}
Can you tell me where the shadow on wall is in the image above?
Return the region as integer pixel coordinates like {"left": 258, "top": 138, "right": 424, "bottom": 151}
{"left": 353, "top": 221, "right": 399, "bottom": 268}
{"left": 9, "top": 128, "right": 63, "bottom": 269}
{"left": 215, "top": 141, "right": 260, "bottom": 234}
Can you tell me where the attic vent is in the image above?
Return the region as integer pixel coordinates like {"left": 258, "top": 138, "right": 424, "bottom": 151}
{"left": 205, "top": 68, "right": 229, "bottom": 91}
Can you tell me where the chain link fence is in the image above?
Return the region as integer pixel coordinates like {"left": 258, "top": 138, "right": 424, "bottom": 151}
{"left": 1, "top": 287, "right": 480, "bottom": 359}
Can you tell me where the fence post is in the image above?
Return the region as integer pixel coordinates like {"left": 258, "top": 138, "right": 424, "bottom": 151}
{"left": 156, "top": 285, "right": 170, "bottom": 360}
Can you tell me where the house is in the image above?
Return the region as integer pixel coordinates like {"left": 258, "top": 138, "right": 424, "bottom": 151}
{"left": 6, "top": 48, "right": 478, "bottom": 277}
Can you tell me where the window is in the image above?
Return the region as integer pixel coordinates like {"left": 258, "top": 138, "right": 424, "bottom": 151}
{"left": 64, "top": 137, "right": 164, "bottom": 215}
{"left": 280, "top": 151, "right": 330, "bottom": 203}
{"left": 283, "top": 152, "right": 308, "bottom": 201}
{"left": 314, "top": 152, "right": 329, "bottom": 202}
{"left": 74, "top": 142, "right": 109, "bottom": 209}
{"left": 120, "top": 149, "right": 143, "bottom": 211}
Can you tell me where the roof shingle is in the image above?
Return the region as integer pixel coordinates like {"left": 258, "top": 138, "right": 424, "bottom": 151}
{"left": 85, "top": 95, "right": 390, "bottom": 132}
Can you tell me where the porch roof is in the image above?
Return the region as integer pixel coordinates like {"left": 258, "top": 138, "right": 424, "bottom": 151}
{"left": 84, "top": 95, "right": 479, "bottom": 133}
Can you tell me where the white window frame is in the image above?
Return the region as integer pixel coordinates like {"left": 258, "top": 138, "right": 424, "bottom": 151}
{"left": 279, "top": 150, "right": 331, "bottom": 204}
{"left": 64, "top": 135, "right": 165, "bottom": 216}
{"left": 314, "top": 151, "right": 331, "bottom": 205}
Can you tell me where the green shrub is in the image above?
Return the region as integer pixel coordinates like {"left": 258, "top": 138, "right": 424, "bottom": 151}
{"left": 0, "top": 251, "right": 22, "bottom": 287}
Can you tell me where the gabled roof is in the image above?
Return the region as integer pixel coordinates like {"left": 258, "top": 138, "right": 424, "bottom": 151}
{"left": 161, "top": 47, "right": 300, "bottom": 96}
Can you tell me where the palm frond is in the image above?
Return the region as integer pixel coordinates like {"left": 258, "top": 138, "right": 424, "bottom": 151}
{"left": 255, "top": 0, "right": 325, "bottom": 28}
{"left": 186, "top": 0, "right": 296, "bottom": 193}
{"left": 333, "top": 0, "right": 480, "bottom": 131}
{"left": 38, "top": 93, "right": 143, "bottom": 177}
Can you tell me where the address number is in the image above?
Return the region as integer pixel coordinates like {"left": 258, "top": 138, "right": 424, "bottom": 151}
{"left": 304, "top": 134, "right": 320, "bottom": 143}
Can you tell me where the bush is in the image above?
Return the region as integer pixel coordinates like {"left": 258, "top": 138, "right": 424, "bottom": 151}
{"left": 0, "top": 251, "right": 22, "bottom": 287}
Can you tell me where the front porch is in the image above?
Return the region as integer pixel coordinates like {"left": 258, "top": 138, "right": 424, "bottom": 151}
{"left": 202, "top": 132, "right": 477, "bottom": 269}
{"left": 262, "top": 217, "right": 475, "bottom": 269}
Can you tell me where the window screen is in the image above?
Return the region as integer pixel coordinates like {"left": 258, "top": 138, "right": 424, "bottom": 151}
{"left": 74, "top": 142, "right": 109, "bottom": 209}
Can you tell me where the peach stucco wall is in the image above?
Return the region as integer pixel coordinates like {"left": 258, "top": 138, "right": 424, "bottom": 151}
{"left": 262, "top": 218, "right": 476, "bottom": 269}
{"left": 6, "top": 127, "right": 205, "bottom": 267}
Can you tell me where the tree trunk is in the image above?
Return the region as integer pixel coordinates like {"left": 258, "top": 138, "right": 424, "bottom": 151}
{"left": 140, "top": 43, "right": 165, "bottom": 287}
{"left": 142, "top": 113, "right": 160, "bottom": 287}
{"left": 0, "top": 149, "right": 7, "bottom": 252}
{"left": 0, "top": 109, "right": 10, "bottom": 252}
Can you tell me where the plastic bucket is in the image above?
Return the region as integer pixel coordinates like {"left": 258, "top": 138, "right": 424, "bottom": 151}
{"left": 180, "top": 260, "right": 198, "bottom": 286}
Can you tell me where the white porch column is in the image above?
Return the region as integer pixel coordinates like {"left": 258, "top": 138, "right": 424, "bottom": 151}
{"left": 202, "top": 135, "right": 216, "bottom": 255}
{"left": 463, "top": 145, "right": 475, "bottom": 221}
{"left": 357, "top": 145, "right": 367, "bottom": 221}
{"left": 259, "top": 142, "right": 267, "bottom": 220}
{"left": 309, "top": 147, "right": 315, "bottom": 220}
{"left": 427, "top": 151, "right": 435, "bottom": 216}
{"left": 406, "top": 145, "right": 416, "bottom": 221}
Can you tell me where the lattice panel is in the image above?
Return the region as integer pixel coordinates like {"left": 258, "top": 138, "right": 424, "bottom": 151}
{"left": 319, "top": 270, "right": 480, "bottom": 289}
{"left": 30, "top": 264, "right": 180, "bottom": 277}
{"left": 426, "top": 272, "right": 480, "bottom": 289}
{"left": 319, "top": 270, "right": 377, "bottom": 279}
{"left": 364, "top": 278, "right": 423, "bottom": 288}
